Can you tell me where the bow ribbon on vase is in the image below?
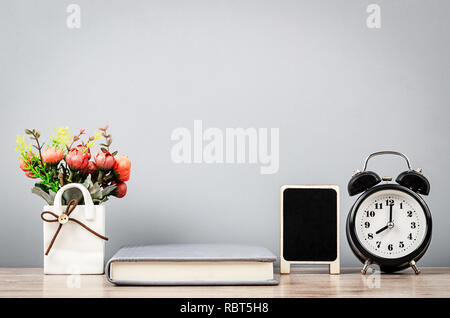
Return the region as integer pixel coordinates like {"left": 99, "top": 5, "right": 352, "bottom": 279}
{"left": 40, "top": 199, "right": 108, "bottom": 255}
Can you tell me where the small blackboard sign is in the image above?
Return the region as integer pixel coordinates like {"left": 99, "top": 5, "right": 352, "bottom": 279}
{"left": 280, "top": 185, "right": 340, "bottom": 274}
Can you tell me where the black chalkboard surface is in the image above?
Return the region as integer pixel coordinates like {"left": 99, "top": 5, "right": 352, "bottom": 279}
{"left": 282, "top": 187, "right": 338, "bottom": 262}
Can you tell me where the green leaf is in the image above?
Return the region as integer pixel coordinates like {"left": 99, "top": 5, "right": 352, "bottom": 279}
{"left": 34, "top": 182, "right": 50, "bottom": 193}
{"left": 31, "top": 186, "right": 54, "bottom": 205}
{"left": 91, "top": 181, "right": 101, "bottom": 193}
{"left": 83, "top": 174, "right": 94, "bottom": 189}
{"left": 48, "top": 190, "right": 57, "bottom": 204}
{"left": 101, "top": 184, "right": 117, "bottom": 198}
{"left": 89, "top": 182, "right": 102, "bottom": 200}
{"left": 92, "top": 191, "right": 103, "bottom": 200}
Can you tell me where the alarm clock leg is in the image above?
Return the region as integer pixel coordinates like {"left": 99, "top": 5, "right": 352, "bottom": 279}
{"left": 409, "top": 260, "right": 421, "bottom": 275}
{"left": 329, "top": 260, "right": 340, "bottom": 275}
{"left": 280, "top": 259, "right": 291, "bottom": 274}
{"left": 361, "top": 259, "right": 372, "bottom": 275}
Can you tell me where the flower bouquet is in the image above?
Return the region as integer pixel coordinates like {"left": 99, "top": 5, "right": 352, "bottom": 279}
{"left": 16, "top": 126, "right": 130, "bottom": 204}
{"left": 15, "top": 126, "right": 131, "bottom": 274}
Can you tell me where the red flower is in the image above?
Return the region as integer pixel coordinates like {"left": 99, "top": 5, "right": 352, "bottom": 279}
{"left": 66, "top": 147, "right": 89, "bottom": 170}
{"left": 42, "top": 147, "right": 64, "bottom": 164}
{"left": 74, "top": 145, "right": 91, "bottom": 160}
{"left": 19, "top": 153, "right": 37, "bottom": 178}
{"left": 94, "top": 152, "right": 115, "bottom": 170}
{"left": 114, "top": 182, "right": 127, "bottom": 198}
{"left": 113, "top": 156, "right": 131, "bottom": 182}
{"left": 82, "top": 161, "right": 97, "bottom": 175}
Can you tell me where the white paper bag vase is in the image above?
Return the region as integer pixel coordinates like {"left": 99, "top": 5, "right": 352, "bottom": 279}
{"left": 42, "top": 183, "right": 106, "bottom": 274}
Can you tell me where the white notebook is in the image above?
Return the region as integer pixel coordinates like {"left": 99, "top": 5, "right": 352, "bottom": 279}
{"left": 106, "top": 244, "right": 278, "bottom": 285}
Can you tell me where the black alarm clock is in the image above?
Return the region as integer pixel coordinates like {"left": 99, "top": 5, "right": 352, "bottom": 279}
{"left": 346, "top": 151, "right": 432, "bottom": 274}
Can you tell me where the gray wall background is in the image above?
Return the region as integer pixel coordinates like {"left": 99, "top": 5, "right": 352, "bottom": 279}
{"left": 1, "top": 0, "right": 449, "bottom": 267}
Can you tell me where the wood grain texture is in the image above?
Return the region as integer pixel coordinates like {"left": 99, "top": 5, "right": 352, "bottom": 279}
{"left": 0, "top": 267, "right": 449, "bottom": 298}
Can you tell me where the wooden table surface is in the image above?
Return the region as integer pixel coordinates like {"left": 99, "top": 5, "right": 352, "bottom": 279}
{"left": 1, "top": 267, "right": 449, "bottom": 298}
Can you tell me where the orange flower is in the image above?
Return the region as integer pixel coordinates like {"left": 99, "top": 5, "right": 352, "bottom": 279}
{"left": 19, "top": 154, "right": 37, "bottom": 178}
{"left": 113, "top": 155, "right": 131, "bottom": 182}
{"left": 19, "top": 158, "right": 29, "bottom": 172}
{"left": 42, "top": 147, "right": 64, "bottom": 164}
{"left": 19, "top": 153, "right": 32, "bottom": 171}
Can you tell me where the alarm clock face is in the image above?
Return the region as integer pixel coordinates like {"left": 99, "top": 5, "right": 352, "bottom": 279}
{"left": 354, "top": 188, "right": 428, "bottom": 259}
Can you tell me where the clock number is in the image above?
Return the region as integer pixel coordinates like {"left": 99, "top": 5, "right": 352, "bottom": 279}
{"left": 365, "top": 210, "right": 375, "bottom": 217}
{"left": 385, "top": 199, "right": 394, "bottom": 206}
{"left": 407, "top": 211, "right": 413, "bottom": 217}
{"left": 368, "top": 233, "right": 373, "bottom": 240}
{"left": 364, "top": 222, "right": 370, "bottom": 228}
{"left": 388, "top": 244, "right": 393, "bottom": 251}
{"left": 400, "top": 202, "right": 403, "bottom": 209}
{"left": 375, "top": 203, "right": 383, "bottom": 209}
{"left": 411, "top": 222, "right": 416, "bottom": 229}
{"left": 408, "top": 233, "right": 413, "bottom": 240}
{"left": 399, "top": 241, "right": 404, "bottom": 248}
{"left": 376, "top": 241, "right": 381, "bottom": 248}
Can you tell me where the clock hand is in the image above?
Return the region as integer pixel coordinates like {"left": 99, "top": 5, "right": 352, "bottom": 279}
{"left": 375, "top": 205, "right": 394, "bottom": 235}
{"left": 376, "top": 225, "right": 389, "bottom": 234}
